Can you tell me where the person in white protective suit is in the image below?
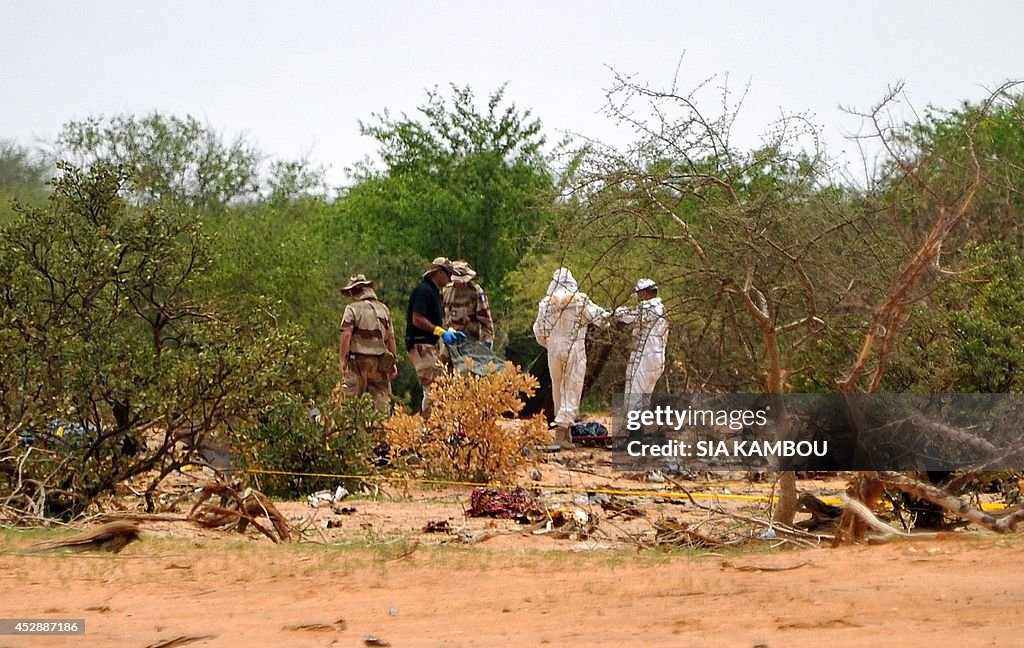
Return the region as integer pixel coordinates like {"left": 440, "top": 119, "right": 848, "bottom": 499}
{"left": 614, "top": 278, "right": 668, "bottom": 416}
{"left": 533, "top": 267, "right": 610, "bottom": 449}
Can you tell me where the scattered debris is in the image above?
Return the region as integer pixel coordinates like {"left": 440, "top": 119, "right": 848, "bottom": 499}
{"left": 468, "top": 487, "right": 540, "bottom": 523}
{"left": 423, "top": 520, "right": 452, "bottom": 533}
{"left": 600, "top": 496, "right": 646, "bottom": 520}
{"left": 307, "top": 486, "right": 350, "bottom": 508}
{"left": 571, "top": 421, "right": 613, "bottom": 447}
{"left": 652, "top": 518, "right": 723, "bottom": 549}
{"left": 533, "top": 508, "right": 599, "bottom": 540}
{"left": 364, "top": 636, "right": 391, "bottom": 647}
{"left": 331, "top": 504, "right": 357, "bottom": 515}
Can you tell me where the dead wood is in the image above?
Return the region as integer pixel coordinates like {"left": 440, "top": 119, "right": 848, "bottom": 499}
{"left": 877, "top": 471, "right": 1024, "bottom": 533}
{"left": 187, "top": 480, "right": 290, "bottom": 543}
{"left": 600, "top": 496, "right": 645, "bottom": 520}
{"left": 89, "top": 512, "right": 191, "bottom": 524}
{"left": 283, "top": 622, "right": 343, "bottom": 632}
{"left": 653, "top": 518, "right": 723, "bottom": 548}
{"left": 36, "top": 520, "right": 141, "bottom": 554}
{"left": 662, "top": 474, "right": 832, "bottom": 544}
{"left": 835, "top": 473, "right": 885, "bottom": 543}
{"left": 836, "top": 493, "right": 912, "bottom": 541}
{"left": 145, "top": 635, "right": 217, "bottom": 648}
{"left": 795, "top": 493, "right": 842, "bottom": 531}
{"left": 721, "top": 560, "right": 810, "bottom": 572}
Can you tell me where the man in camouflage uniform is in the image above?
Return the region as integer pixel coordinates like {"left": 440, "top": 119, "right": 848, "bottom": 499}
{"left": 339, "top": 274, "right": 397, "bottom": 410}
{"left": 442, "top": 260, "right": 495, "bottom": 347}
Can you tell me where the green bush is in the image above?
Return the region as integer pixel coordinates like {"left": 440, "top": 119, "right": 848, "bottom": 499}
{"left": 230, "top": 394, "right": 384, "bottom": 498}
{"left": 0, "top": 163, "right": 315, "bottom": 517}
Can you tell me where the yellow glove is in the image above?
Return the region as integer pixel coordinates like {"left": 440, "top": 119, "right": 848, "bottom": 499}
{"left": 433, "top": 326, "right": 466, "bottom": 344}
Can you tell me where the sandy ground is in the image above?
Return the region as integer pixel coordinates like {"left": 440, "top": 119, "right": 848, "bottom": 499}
{"left": 0, "top": 449, "right": 1021, "bottom": 647}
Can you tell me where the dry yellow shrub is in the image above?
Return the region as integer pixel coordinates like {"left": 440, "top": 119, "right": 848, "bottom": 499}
{"left": 383, "top": 363, "right": 547, "bottom": 482}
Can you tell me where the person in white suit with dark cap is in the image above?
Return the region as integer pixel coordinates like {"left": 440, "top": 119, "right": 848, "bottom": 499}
{"left": 533, "top": 267, "right": 610, "bottom": 448}
{"left": 614, "top": 278, "right": 668, "bottom": 415}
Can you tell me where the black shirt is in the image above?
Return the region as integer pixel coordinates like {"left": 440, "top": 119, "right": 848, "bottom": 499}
{"left": 405, "top": 277, "right": 444, "bottom": 349}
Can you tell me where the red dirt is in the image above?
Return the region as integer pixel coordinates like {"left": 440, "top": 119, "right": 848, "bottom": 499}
{"left": 0, "top": 532, "right": 1020, "bottom": 647}
{"left": 1, "top": 451, "right": 1020, "bottom": 647}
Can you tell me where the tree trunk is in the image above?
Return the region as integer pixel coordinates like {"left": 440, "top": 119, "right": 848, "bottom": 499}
{"left": 774, "top": 471, "right": 797, "bottom": 525}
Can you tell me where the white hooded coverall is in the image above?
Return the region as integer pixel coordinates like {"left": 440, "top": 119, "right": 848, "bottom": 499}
{"left": 533, "top": 268, "right": 610, "bottom": 428}
{"left": 614, "top": 294, "right": 668, "bottom": 413}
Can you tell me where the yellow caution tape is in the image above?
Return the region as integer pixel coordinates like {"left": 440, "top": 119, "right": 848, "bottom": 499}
{"left": 244, "top": 468, "right": 1009, "bottom": 511}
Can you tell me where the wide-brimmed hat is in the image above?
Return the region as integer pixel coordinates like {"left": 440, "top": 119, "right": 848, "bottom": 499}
{"left": 341, "top": 274, "right": 374, "bottom": 293}
{"left": 633, "top": 278, "right": 657, "bottom": 292}
{"left": 423, "top": 256, "right": 455, "bottom": 278}
{"left": 451, "top": 260, "right": 477, "bottom": 283}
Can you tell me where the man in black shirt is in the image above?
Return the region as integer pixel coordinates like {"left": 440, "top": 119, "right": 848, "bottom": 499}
{"left": 406, "top": 256, "right": 464, "bottom": 416}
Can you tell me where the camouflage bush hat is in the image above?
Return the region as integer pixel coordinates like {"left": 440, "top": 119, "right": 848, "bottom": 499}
{"left": 423, "top": 256, "right": 455, "bottom": 278}
{"left": 451, "top": 260, "right": 477, "bottom": 283}
{"left": 341, "top": 274, "right": 374, "bottom": 293}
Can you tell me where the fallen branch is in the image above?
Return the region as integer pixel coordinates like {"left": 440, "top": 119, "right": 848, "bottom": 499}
{"left": 838, "top": 493, "right": 912, "bottom": 538}
{"left": 188, "top": 480, "right": 290, "bottom": 543}
{"left": 34, "top": 521, "right": 141, "bottom": 554}
{"left": 877, "top": 471, "right": 1024, "bottom": 533}
{"left": 663, "top": 475, "right": 832, "bottom": 544}
{"left": 721, "top": 560, "right": 810, "bottom": 572}
{"left": 653, "top": 518, "right": 723, "bottom": 548}
{"left": 145, "top": 634, "right": 218, "bottom": 648}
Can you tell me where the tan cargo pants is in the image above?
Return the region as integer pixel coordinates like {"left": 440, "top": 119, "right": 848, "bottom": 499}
{"left": 342, "top": 353, "right": 392, "bottom": 411}
{"left": 407, "top": 343, "right": 442, "bottom": 416}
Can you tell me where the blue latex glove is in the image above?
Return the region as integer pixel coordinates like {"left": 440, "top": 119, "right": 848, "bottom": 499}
{"left": 441, "top": 329, "right": 465, "bottom": 345}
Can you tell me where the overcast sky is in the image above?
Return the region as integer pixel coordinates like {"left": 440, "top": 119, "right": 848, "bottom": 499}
{"left": 3, "top": 1, "right": 1021, "bottom": 186}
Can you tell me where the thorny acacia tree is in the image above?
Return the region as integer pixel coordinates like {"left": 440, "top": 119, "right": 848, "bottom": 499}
{"left": 0, "top": 163, "right": 311, "bottom": 518}
{"left": 564, "top": 69, "right": 1022, "bottom": 527}
{"left": 832, "top": 81, "right": 1024, "bottom": 538}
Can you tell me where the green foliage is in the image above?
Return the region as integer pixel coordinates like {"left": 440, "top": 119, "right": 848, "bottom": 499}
{"left": 555, "top": 77, "right": 899, "bottom": 393}
{"left": 0, "top": 139, "right": 50, "bottom": 193}
{"left": 0, "top": 139, "right": 50, "bottom": 222}
{"left": 56, "top": 112, "right": 262, "bottom": 211}
{"left": 229, "top": 394, "right": 382, "bottom": 499}
{"left": 0, "top": 163, "right": 314, "bottom": 517}
{"left": 888, "top": 88, "right": 1024, "bottom": 245}
{"left": 346, "top": 84, "right": 557, "bottom": 296}
{"left": 942, "top": 243, "right": 1024, "bottom": 392}
{"left": 200, "top": 197, "right": 342, "bottom": 354}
